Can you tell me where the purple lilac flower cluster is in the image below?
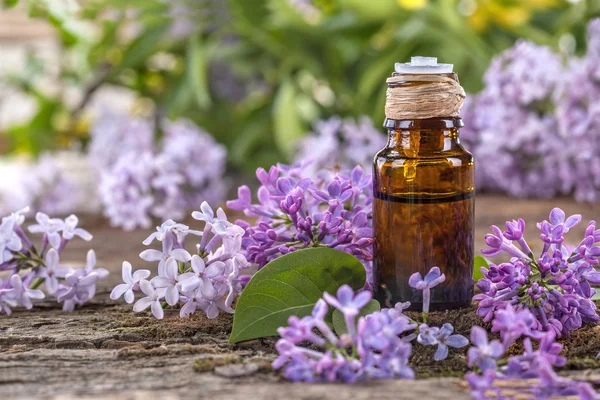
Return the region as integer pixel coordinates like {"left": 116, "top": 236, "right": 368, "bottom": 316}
{"left": 90, "top": 111, "right": 227, "bottom": 231}
{"left": 555, "top": 19, "right": 600, "bottom": 202}
{"left": 474, "top": 207, "right": 600, "bottom": 337}
{"left": 273, "top": 285, "right": 416, "bottom": 383}
{"left": 110, "top": 202, "right": 249, "bottom": 319}
{"left": 466, "top": 305, "right": 599, "bottom": 399}
{"left": 274, "top": 268, "right": 469, "bottom": 382}
{"left": 461, "top": 19, "right": 600, "bottom": 201}
{"left": 0, "top": 208, "right": 107, "bottom": 314}
{"left": 226, "top": 163, "right": 375, "bottom": 287}
{"left": 294, "top": 117, "right": 387, "bottom": 179}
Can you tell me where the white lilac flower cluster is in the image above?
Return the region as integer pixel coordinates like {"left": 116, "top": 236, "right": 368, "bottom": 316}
{"left": 110, "top": 202, "right": 249, "bottom": 319}
{"left": 294, "top": 116, "right": 387, "bottom": 179}
{"left": 90, "top": 111, "right": 227, "bottom": 231}
{"left": 461, "top": 18, "right": 600, "bottom": 202}
{"left": 0, "top": 208, "right": 107, "bottom": 314}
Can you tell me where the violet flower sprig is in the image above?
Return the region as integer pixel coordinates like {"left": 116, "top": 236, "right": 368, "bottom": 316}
{"left": 408, "top": 266, "right": 446, "bottom": 319}
{"left": 275, "top": 268, "right": 470, "bottom": 383}
{"left": 0, "top": 208, "right": 107, "bottom": 314}
{"left": 111, "top": 202, "right": 250, "bottom": 319}
{"left": 227, "top": 163, "right": 374, "bottom": 287}
{"left": 408, "top": 266, "right": 469, "bottom": 360}
{"left": 475, "top": 207, "right": 600, "bottom": 337}
{"left": 466, "top": 305, "right": 598, "bottom": 399}
{"left": 273, "top": 285, "right": 416, "bottom": 383}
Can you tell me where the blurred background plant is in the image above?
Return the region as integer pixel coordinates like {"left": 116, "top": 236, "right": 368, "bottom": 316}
{"left": 0, "top": 0, "right": 599, "bottom": 221}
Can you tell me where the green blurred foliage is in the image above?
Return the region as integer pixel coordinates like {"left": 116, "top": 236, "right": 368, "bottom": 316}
{"left": 1, "top": 0, "right": 599, "bottom": 171}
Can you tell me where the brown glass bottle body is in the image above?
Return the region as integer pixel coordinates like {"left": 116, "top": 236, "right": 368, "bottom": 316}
{"left": 372, "top": 113, "right": 475, "bottom": 310}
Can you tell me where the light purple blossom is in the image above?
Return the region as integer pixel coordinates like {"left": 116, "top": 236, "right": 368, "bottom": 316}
{"left": 28, "top": 212, "right": 64, "bottom": 249}
{"left": 408, "top": 266, "right": 446, "bottom": 314}
{"left": 151, "top": 258, "right": 184, "bottom": 306}
{"left": 110, "top": 262, "right": 151, "bottom": 304}
{"left": 192, "top": 201, "right": 232, "bottom": 235}
{"left": 133, "top": 279, "right": 167, "bottom": 319}
{"left": 5, "top": 274, "right": 45, "bottom": 309}
{"left": 38, "top": 248, "right": 71, "bottom": 294}
{"left": 432, "top": 323, "right": 469, "bottom": 361}
{"left": 112, "top": 203, "right": 248, "bottom": 319}
{"left": 139, "top": 233, "right": 192, "bottom": 276}
{"left": 56, "top": 269, "right": 99, "bottom": 311}
{"left": 0, "top": 218, "right": 23, "bottom": 265}
{"left": 0, "top": 209, "right": 106, "bottom": 314}
{"left": 416, "top": 324, "right": 439, "bottom": 346}
{"left": 324, "top": 285, "right": 371, "bottom": 335}
{"left": 62, "top": 215, "right": 93, "bottom": 242}
{"left": 179, "top": 255, "right": 225, "bottom": 297}
{"left": 467, "top": 326, "right": 503, "bottom": 371}
{"left": 142, "top": 219, "right": 196, "bottom": 245}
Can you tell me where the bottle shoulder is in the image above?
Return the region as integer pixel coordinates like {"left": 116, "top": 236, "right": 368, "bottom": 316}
{"left": 374, "top": 146, "right": 474, "bottom": 161}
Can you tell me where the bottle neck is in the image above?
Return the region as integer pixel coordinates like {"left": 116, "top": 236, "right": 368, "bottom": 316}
{"left": 384, "top": 117, "right": 463, "bottom": 155}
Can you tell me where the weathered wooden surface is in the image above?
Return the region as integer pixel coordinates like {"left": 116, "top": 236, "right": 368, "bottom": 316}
{"left": 1, "top": 195, "right": 599, "bottom": 399}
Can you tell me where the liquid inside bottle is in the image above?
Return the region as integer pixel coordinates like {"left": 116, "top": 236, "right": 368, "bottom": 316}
{"left": 373, "top": 69, "right": 474, "bottom": 310}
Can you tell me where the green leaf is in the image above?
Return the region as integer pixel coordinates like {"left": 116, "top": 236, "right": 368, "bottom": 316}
{"left": 473, "top": 255, "right": 490, "bottom": 283}
{"left": 332, "top": 299, "right": 380, "bottom": 336}
{"left": 108, "top": 26, "right": 167, "bottom": 79}
{"left": 2, "top": 0, "right": 19, "bottom": 9}
{"left": 592, "top": 291, "right": 600, "bottom": 301}
{"left": 273, "top": 79, "right": 306, "bottom": 157}
{"left": 229, "top": 248, "right": 366, "bottom": 343}
{"left": 187, "top": 33, "right": 212, "bottom": 110}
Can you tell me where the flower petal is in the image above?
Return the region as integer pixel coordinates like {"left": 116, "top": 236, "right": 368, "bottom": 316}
{"left": 110, "top": 283, "right": 129, "bottom": 301}
{"left": 190, "top": 255, "right": 205, "bottom": 273}
{"left": 75, "top": 228, "right": 93, "bottom": 241}
{"left": 45, "top": 276, "right": 58, "bottom": 295}
{"left": 200, "top": 278, "right": 216, "bottom": 299}
{"left": 121, "top": 261, "right": 133, "bottom": 283}
{"left": 133, "top": 297, "right": 153, "bottom": 312}
{"left": 139, "top": 279, "right": 154, "bottom": 296}
{"left": 180, "top": 276, "right": 201, "bottom": 293}
{"left": 446, "top": 334, "right": 469, "bottom": 348}
{"left": 151, "top": 300, "right": 164, "bottom": 319}
{"left": 132, "top": 269, "right": 151, "bottom": 283}
{"left": 549, "top": 208, "right": 565, "bottom": 225}
{"left": 164, "top": 257, "right": 178, "bottom": 279}
{"left": 139, "top": 249, "right": 163, "bottom": 262}
{"left": 124, "top": 289, "right": 135, "bottom": 304}
{"left": 45, "top": 248, "right": 59, "bottom": 271}
{"left": 434, "top": 344, "right": 449, "bottom": 361}
{"left": 408, "top": 272, "right": 423, "bottom": 288}
{"left": 48, "top": 232, "right": 62, "bottom": 249}
{"left": 86, "top": 250, "right": 96, "bottom": 271}
{"left": 171, "top": 249, "right": 192, "bottom": 262}
{"left": 470, "top": 326, "right": 488, "bottom": 346}
{"left": 165, "top": 286, "right": 180, "bottom": 306}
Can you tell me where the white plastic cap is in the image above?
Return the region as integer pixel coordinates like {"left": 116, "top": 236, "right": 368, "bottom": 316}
{"left": 394, "top": 56, "right": 453, "bottom": 74}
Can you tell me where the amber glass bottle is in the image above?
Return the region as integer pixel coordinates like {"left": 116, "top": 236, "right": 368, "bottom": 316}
{"left": 373, "top": 63, "right": 474, "bottom": 310}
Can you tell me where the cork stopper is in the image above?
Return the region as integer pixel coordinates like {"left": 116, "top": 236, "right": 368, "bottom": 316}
{"left": 394, "top": 56, "right": 454, "bottom": 74}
